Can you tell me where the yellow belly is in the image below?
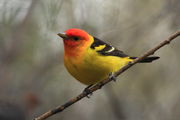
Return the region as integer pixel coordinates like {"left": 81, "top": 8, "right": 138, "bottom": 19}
{"left": 64, "top": 48, "right": 132, "bottom": 85}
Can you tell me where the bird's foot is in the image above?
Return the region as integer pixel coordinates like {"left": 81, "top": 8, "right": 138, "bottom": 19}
{"left": 128, "top": 61, "right": 133, "bottom": 65}
{"left": 83, "top": 84, "right": 93, "bottom": 98}
{"left": 109, "top": 72, "right": 116, "bottom": 82}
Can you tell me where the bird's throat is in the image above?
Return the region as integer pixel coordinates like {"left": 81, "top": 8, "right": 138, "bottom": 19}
{"left": 64, "top": 45, "right": 84, "bottom": 58}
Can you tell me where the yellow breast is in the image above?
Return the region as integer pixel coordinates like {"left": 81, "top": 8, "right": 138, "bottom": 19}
{"left": 64, "top": 47, "right": 132, "bottom": 85}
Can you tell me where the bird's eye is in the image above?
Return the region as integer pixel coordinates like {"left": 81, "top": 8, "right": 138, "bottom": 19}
{"left": 73, "top": 37, "right": 79, "bottom": 41}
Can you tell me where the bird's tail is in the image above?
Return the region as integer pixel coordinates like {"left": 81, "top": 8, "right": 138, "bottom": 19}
{"left": 130, "top": 56, "right": 160, "bottom": 63}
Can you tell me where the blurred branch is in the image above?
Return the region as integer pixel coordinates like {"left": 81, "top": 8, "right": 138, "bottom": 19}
{"left": 34, "top": 31, "right": 180, "bottom": 120}
{"left": 0, "top": 0, "right": 40, "bottom": 92}
{"left": 20, "top": 0, "right": 39, "bottom": 27}
{"left": 1, "top": 0, "right": 39, "bottom": 64}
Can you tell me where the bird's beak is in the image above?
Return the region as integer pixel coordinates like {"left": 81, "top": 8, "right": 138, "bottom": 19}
{"left": 57, "top": 33, "right": 68, "bottom": 39}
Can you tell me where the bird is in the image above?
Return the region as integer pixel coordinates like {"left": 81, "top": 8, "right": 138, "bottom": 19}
{"left": 57, "top": 28, "right": 159, "bottom": 86}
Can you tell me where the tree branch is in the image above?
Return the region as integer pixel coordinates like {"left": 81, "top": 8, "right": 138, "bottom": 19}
{"left": 34, "top": 31, "right": 180, "bottom": 120}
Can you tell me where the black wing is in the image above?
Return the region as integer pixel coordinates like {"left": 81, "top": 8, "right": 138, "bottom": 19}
{"left": 90, "top": 37, "right": 128, "bottom": 57}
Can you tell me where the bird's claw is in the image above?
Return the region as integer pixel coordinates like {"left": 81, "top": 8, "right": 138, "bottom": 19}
{"left": 109, "top": 72, "right": 116, "bottom": 82}
{"left": 128, "top": 61, "right": 133, "bottom": 65}
{"left": 83, "top": 84, "right": 93, "bottom": 98}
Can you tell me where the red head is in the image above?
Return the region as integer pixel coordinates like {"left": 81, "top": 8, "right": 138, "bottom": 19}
{"left": 58, "top": 28, "right": 92, "bottom": 57}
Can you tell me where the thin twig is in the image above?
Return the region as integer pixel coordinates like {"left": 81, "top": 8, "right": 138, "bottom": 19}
{"left": 34, "top": 31, "right": 180, "bottom": 120}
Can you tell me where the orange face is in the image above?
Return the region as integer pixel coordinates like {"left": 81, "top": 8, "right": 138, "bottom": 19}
{"left": 58, "top": 28, "right": 92, "bottom": 57}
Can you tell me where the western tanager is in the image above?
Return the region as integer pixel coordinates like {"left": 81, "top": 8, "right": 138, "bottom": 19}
{"left": 57, "top": 28, "right": 159, "bottom": 86}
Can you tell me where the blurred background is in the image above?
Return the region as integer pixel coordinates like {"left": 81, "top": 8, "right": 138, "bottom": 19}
{"left": 0, "top": 0, "right": 180, "bottom": 120}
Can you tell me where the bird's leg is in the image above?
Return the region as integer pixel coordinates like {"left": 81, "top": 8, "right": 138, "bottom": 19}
{"left": 83, "top": 84, "right": 93, "bottom": 98}
{"left": 108, "top": 72, "right": 116, "bottom": 82}
{"left": 128, "top": 61, "right": 133, "bottom": 65}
